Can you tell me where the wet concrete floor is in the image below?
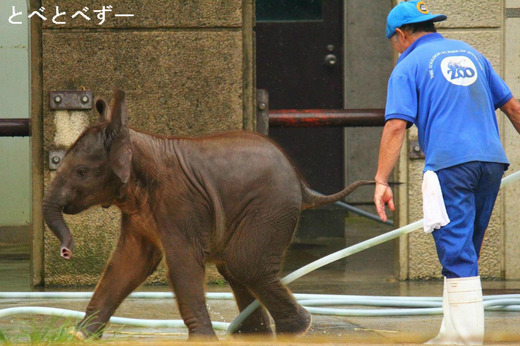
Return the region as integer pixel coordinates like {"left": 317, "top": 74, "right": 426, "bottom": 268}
{"left": 1, "top": 217, "right": 520, "bottom": 344}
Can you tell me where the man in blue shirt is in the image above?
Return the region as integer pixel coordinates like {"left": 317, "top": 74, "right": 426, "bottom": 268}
{"left": 374, "top": 1, "right": 520, "bottom": 344}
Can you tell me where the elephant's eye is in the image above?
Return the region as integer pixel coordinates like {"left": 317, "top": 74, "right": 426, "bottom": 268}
{"left": 75, "top": 166, "right": 88, "bottom": 179}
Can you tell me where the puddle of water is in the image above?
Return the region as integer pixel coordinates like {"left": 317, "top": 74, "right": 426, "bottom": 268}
{"left": 1, "top": 219, "right": 520, "bottom": 343}
{"left": 0, "top": 244, "right": 31, "bottom": 292}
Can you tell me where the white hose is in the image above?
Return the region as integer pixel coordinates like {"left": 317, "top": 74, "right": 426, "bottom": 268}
{"left": 1, "top": 293, "right": 519, "bottom": 330}
{"left": 1, "top": 294, "right": 518, "bottom": 321}
{"left": 0, "top": 306, "right": 230, "bottom": 329}
{"left": 0, "top": 291, "right": 234, "bottom": 300}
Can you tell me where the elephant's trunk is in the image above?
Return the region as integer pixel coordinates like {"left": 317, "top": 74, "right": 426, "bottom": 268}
{"left": 42, "top": 196, "right": 74, "bottom": 260}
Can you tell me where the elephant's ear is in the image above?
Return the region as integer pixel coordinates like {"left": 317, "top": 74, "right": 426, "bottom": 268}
{"left": 105, "top": 88, "right": 132, "bottom": 184}
{"left": 95, "top": 97, "right": 110, "bottom": 123}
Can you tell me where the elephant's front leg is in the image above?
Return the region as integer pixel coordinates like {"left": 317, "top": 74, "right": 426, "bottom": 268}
{"left": 78, "top": 218, "right": 163, "bottom": 338}
{"left": 161, "top": 231, "right": 217, "bottom": 340}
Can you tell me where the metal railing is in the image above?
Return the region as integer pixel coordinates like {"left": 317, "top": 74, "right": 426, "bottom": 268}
{"left": 268, "top": 109, "right": 385, "bottom": 128}
{"left": 0, "top": 119, "right": 31, "bottom": 137}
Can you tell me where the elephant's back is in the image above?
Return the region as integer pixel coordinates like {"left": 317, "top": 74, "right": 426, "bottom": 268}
{"left": 184, "top": 131, "right": 304, "bottom": 204}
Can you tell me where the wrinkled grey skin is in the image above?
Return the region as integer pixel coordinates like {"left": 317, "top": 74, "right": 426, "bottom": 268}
{"left": 42, "top": 89, "right": 374, "bottom": 341}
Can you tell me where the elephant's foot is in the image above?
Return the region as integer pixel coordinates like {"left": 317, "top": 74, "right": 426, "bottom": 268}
{"left": 186, "top": 323, "right": 219, "bottom": 342}
{"left": 275, "top": 306, "right": 312, "bottom": 336}
{"left": 234, "top": 319, "right": 274, "bottom": 335}
{"left": 68, "top": 328, "right": 86, "bottom": 341}
{"left": 187, "top": 332, "right": 219, "bottom": 342}
{"left": 74, "top": 316, "right": 106, "bottom": 340}
{"left": 233, "top": 311, "right": 274, "bottom": 335}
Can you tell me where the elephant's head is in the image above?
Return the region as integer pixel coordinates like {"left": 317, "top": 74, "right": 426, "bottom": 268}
{"left": 43, "top": 89, "right": 132, "bottom": 259}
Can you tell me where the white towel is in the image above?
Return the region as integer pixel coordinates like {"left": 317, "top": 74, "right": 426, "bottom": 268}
{"left": 422, "top": 170, "right": 450, "bottom": 233}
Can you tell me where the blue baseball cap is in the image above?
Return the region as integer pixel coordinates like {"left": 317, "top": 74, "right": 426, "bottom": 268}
{"left": 386, "top": 0, "right": 447, "bottom": 39}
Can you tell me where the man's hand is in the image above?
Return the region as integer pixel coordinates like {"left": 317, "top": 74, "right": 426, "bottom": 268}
{"left": 374, "top": 182, "right": 395, "bottom": 222}
{"left": 373, "top": 119, "right": 407, "bottom": 223}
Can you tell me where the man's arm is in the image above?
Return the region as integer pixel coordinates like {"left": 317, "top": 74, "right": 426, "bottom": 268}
{"left": 374, "top": 119, "right": 408, "bottom": 222}
{"left": 501, "top": 97, "right": 520, "bottom": 134}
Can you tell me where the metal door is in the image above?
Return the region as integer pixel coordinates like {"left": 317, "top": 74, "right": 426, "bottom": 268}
{"left": 256, "top": 0, "right": 344, "bottom": 195}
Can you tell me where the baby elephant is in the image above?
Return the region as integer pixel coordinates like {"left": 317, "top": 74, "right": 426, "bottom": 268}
{"left": 43, "top": 88, "right": 373, "bottom": 340}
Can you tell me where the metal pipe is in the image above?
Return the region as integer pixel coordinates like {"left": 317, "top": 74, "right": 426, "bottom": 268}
{"left": 0, "top": 118, "right": 31, "bottom": 137}
{"left": 268, "top": 109, "right": 385, "bottom": 128}
{"left": 334, "top": 199, "right": 394, "bottom": 226}
{"left": 310, "top": 189, "right": 393, "bottom": 226}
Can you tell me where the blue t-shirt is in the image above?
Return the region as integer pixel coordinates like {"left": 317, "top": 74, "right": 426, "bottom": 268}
{"left": 385, "top": 33, "right": 512, "bottom": 171}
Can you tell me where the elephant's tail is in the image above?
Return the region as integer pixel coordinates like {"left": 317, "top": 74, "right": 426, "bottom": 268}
{"left": 300, "top": 180, "right": 376, "bottom": 210}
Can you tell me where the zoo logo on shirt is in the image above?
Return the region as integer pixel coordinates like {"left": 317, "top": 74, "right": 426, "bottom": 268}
{"left": 440, "top": 56, "right": 477, "bottom": 86}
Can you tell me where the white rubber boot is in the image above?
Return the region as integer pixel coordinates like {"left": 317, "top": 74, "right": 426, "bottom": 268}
{"left": 446, "top": 276, "right": 484, "bottom": 344}
{"left": 426, "top": 276, "right": 484, "bottom": 345}
{"left": 426, "top": 277, "right": 462, "bottom": 344}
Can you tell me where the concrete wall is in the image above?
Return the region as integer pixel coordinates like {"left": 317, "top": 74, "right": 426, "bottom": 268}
{"left": 33, "top": 0, "right": 520, "bottom": 285}
{"left": 343, "top": 0, "right": 394, "bottom": 204}
{"left": 398, "top": 0, "right": 520, "bottom": 279}
{"left": 37, "top": 0, "right": 254, "bottom": 286}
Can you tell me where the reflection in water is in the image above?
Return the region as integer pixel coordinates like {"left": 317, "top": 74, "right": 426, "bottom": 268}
{"left": 0, "top": 244, "right": 30, "bottom": 292}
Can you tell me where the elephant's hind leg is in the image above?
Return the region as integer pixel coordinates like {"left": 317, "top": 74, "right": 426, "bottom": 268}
{"left": 244, "top": 268, "right": 312, "bottom": 335}
{"left": 225, "top": 211, "right": 311, "bottom": 336}
{"left": 216, "top": 263, "right": 273, "bottom": 335}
